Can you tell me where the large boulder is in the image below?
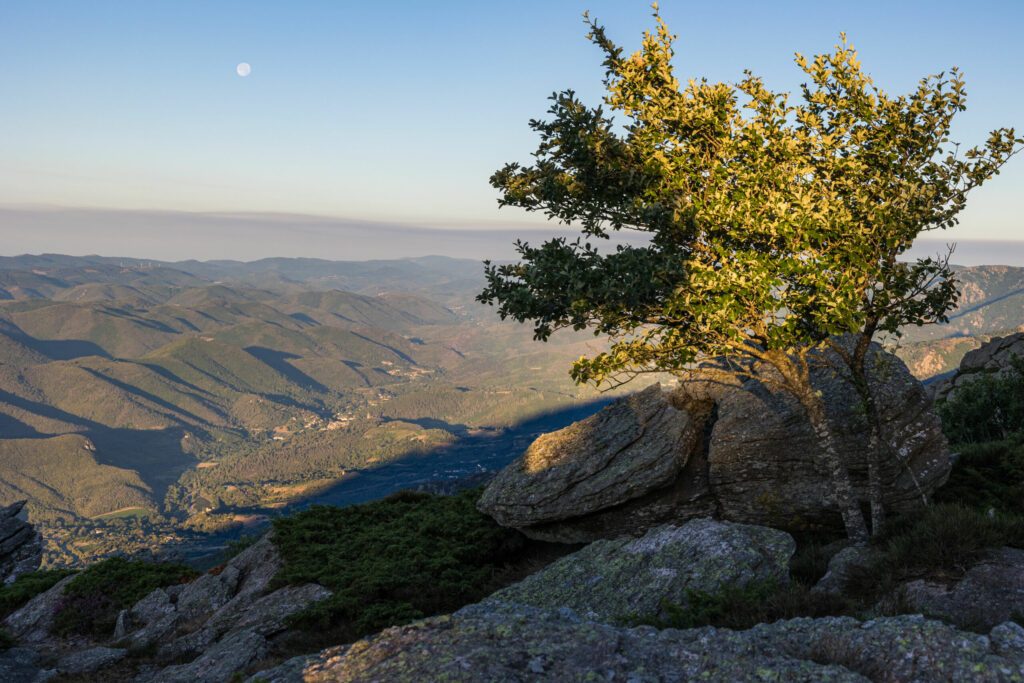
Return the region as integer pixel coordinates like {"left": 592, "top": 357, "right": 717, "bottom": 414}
{"left": 897, "top": 547, "right": 1024, "bottom": 632}
{"left": 247, "top": 603, "right": 1024, "bottom": 683}
{"left": 0, "top": 501, "right": 42, "bottom": 584}
{"left": 483, "top": 518, "right": 794, "bottom": 624}
{"left": 702, "top": 343, "right": 950, "bottom": 530}
{"left": 933, "top": 332, "right": 1024, "bottom": 401}
{"left": 479, "top": 344, "right": 950, "bottom": 541}
{"left": 478, "top": 384, "right": 705, "bottom": 542}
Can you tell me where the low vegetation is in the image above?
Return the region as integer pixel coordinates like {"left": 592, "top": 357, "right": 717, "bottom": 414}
{"left": 937, "top": 356, "right": 1024, "bottom": 444}
{"left": 630, "top": 581, "right": 850, "bottom": 631}
{"left": 0, "top": 569, "right": 74, "bottom": 619}
{"left": 272, "top": 488, "right": 543, "bottom": 643}
{"left": 935, "top": 437, "right": 1024, "bottom": 515}
{"left": 53, "top": 557, "right": 196, "bottom": 637}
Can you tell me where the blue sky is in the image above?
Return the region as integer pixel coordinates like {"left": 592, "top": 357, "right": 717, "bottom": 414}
{"left": 0, "top": 0, "right": 1021, "bottom": 258}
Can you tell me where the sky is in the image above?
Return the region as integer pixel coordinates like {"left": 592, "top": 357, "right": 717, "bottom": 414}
{"left": 0, "top": 0, "right": 1022, "bottom": 260}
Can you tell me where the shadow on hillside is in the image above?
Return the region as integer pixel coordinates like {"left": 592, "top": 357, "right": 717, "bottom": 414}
{"left": 293, "top": 398, "right": 613, "bottom": 512}
{"left": 244, "top": 346, "right": 328, "bottom": 392}
{"left": 87, "top": 426, "right": 198, "bottom": 500}
{"left": 32, "top": 338, "right": 111, "bottom": 360}
{"left": 0, "top": 389, "right": 196, "bottom": 504}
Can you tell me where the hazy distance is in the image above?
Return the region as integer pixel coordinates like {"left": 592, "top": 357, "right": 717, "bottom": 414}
{"left": 0, "top": 205, "right": 1021, "bottom": 266}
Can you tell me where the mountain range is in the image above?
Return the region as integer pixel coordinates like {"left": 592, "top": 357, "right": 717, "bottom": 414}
{"left": 0, "top": 253, "right": 1020, "bottom": 565}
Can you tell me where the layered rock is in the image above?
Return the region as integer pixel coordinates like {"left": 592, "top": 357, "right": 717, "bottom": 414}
{"left": 2, "top": 534, "right": 330, "bottom": 683}
{"left": 121, "top": 536, "right": 331, "bottom": 682}
{"left": 933, "top": 332, "right": 1024, "bottom": 401}
{"left": 702, "top": 343, "right": 950, "bottom": 530}
{"left": 483, "top": 518, "right": 794, "bottom": 624}
{"left": 0, "top": 501, "right": 42, "bottom": 584}
{"left": 248, "top": 603, "right": 1024, "bottom": 683}
{"left": 478, "top": 384, "right": 704, "bottom": 542}
{"left": 480, "top": 344, "right": 950, "bottom": 541}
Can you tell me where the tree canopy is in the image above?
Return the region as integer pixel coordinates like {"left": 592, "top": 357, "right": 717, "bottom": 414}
{"left": 481, "top": 9, "right": 1020, "bottom": 390}
{"left": 479, "top": 7, "right": 1022, "bottom": 541}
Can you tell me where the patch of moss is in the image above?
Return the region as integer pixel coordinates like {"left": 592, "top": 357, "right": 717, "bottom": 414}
{"left": 0, "top": 569, "right": 74, "bottom": 620}
{"left": 53, "top": 557, "right": 196, "bottom": 637}
{"left": 271, "top": 488, "right": 527, "bottom": 641}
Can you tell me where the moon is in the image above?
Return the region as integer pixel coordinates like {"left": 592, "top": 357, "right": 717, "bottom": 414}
{"left": 236, "top": 62, "right": 251, "bottom": 77}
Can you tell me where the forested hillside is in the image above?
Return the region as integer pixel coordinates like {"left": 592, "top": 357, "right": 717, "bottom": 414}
{"left": 0, "top": 253, "right": 1018, "bottom": 565}
{"left": 0, "top": 255, "right": 617, "bottom": 565}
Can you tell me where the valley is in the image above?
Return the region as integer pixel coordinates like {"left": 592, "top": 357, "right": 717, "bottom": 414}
{"left": 0, "top": 253, "right": 1020, "bottom": 566}
{"left": 0, "top": 255, "right": 624, "bottom": 566}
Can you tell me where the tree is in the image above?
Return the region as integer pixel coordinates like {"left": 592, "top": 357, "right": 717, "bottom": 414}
{"left": 789, "top": 41, "right": 1021, "bottom": 534}
{"left": 478, "top": 7, "right": 1021, "bottom": 543}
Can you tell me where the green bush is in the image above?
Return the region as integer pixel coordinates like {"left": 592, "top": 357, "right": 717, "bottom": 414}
{"left": 272, "top": 488, "right": 525, "bottom": 641}
{"left": 53, "top": 557, "right": 196, "bottom": 637}
{"left": 0, "top": 569, "right": 74, "bottom": 619}
{"left": 938, "top": 355, "right": 1024, "bottom": 444}
{"left": 629, "top": 581, "right": 850, "bottom": 631}
{"left": 846, "top": 503, "right": 1024, "bottom": 601}
{"left": 934, "top": 437, "right": 1024, "bottom": 515}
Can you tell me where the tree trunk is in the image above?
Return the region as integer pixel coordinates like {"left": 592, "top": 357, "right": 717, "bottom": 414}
{"left": 865, "top": 399, "right": 885, "bottom": 536}
{"left": 801, "top": 391, "right": 871, "bottom": 545}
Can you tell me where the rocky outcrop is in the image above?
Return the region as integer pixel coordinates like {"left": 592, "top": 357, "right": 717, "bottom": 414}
{"left": 933, "top": 332, "right": 1024, "bottom": 401}
{"left": 480, "top": 344, "right": 950, "bottom": 541}
{"left": 117, "top": 536, "right": 330, "bottom": 682}
{"left": 56, "top": 646, "right": 126, "bottom": 675}
{"left": 3, "top": 534, "right": 330, "bottom": 683}
{"left": 897, "top": 547, "right": 1024, "bottom": 631}
{"left": 483, "top": 518, "right": 794, "bottom": 624}
{"left": 248, "top": 602, "right": 1024, "bottom": 682}
{"left": 813, "top": 545, "right": 879, "bottom": 596}
{"left": 3, "top": 575, "right": 76, "bottom": 644}
{"left": 0, "top": 646, "right": 54, "bottom": 683}
{"left": 0, "top": 501, "right": 42, "bottom": 584}
{"left": 697, "top": 343, "right": 949, "bottom": 530}
{"left": 478, "top": 385, "right": 702, "bottom": 541}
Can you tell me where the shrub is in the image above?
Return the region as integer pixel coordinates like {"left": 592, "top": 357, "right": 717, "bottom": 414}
{"left": 0, "top": 569, "right": 74, "bottom": 619}
{"left": 53, "top": 557, "right": 196, "bottom": 637}
{"left": 846, "top": 503, "right": 1024, "bottom": 601}
{"left": 628, "top": 581, "right": 850, "bottom": 631}
{"left": 271, "top": 488, "right": 525, "bottom": 641}
{"left": 938, "top": 355, "right": 1024, "bottom": 444}
{"left": 934, "top": 437, "right": 1024, "bottom": 514}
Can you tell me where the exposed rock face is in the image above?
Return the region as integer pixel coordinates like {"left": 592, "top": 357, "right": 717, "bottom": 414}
{"left": 116, "top": 536, "right": 331, "bottom": 682}
{"left": 478, "top": 385, "right": 702, "bottom": 542}
{"left": 898, "top": 547, "right": 1024, "bottom": 632}
{"left": 484, "top": 518, "right": 794, "bottom": 624}
{"left": 56, "top": 646, "right": 126, "bottom": 675}
{"left": 0, "top": 501, "right": 42, "bottom": 584}
{"left": 480, "top": 344, "right": 950, "bottom": 541}
{"left": 701, "top": 343, "right": 949, "bottom": 530}
{"left": 813, "top": 545, "right": 879, "bottom": 597}
{"left": 933, "top": 332, "right": 1024, "bottom": 401}
{"left": 3, "top": 575, "right": 76, "bottom": 644}
{"left": 3, "top": 534, "right": 330, "bottom": 683}
{"left": 248, "top": 602, "right": 1024, "bottom": 682}
{"left": 0, "top": 646, "right": 54, "bottom": 683}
